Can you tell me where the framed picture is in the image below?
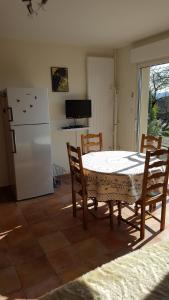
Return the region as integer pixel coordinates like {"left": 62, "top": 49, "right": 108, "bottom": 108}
{"left": 51, "top": 67, "right": 69, "bottom": 92}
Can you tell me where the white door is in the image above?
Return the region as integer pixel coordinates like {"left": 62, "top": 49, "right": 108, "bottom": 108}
{"left": 7, "top": 88, "right": 49, "bottom": 125}
{"left": 87, "top": 57, "right": 114, "bottom": 150}
{"left": 11, "top": 124, "right": 54, "bottom": 200}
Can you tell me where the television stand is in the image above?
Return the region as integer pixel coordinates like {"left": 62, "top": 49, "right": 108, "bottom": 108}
{"left": 61, "top": 125, "right": 86, "bottom": 129}
{"left": 60, "top": 123, "right": 90, "bottom": 147}
{"left": 61, "top": 118, "right": 90, "bottom": 130}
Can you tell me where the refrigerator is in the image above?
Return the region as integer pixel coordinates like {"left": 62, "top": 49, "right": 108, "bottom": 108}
{"left": 2, "top": 87, "right": 54, "bottom": 201}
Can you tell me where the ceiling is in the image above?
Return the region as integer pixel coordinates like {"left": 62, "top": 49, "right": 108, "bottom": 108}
{"left": 1, "top": 0, "right": 169, "bottom": 48}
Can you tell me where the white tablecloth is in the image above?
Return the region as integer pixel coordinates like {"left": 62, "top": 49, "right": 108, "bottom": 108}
{"left": 82, "top": 151, "right": 146, "bottom": 204}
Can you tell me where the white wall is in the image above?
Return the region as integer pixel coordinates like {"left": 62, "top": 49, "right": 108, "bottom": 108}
{"left": 0, "top": 39, "right": 113, "bottom": 187}
{"left": 116, "top": 46, "right": 137, "bottom": 151}
{"left": 116, "top": 34, "right": 169, "bottom": 152}
{"left": 131, "top": 37, "right": 169, "bottom": 64}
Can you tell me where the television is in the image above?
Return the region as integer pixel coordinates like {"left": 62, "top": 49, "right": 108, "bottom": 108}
{"left": 65, "top": 100, "right": 91, "bottom": 119}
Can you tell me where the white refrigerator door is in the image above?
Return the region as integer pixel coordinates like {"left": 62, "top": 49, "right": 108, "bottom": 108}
{"left": 7, "top": 88, "right": 50, "bottom": 125}
{"left": 11, "top": 124, "right": 54, "bottom": 200}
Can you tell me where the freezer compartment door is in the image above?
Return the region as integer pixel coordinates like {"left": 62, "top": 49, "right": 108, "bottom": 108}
{"left": 12, "top": 124, "right": 54, "bottom": 200}
{"left": 7, "top": 88, "right": 50, "bottom": 125}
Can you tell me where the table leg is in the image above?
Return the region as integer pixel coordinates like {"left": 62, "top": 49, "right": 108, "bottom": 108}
{"left": 117, "top": 201, "right": 121, "bottom": 225}
{"left": 108, "top": 201, "right": 114, "bottom": 229}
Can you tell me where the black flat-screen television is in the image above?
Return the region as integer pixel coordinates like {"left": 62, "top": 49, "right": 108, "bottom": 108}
{"left": 65, "top": 100, "right": 91, "bottom": 119}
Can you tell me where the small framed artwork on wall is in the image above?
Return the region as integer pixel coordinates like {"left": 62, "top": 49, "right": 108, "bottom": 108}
{"left": 51, "top": 67, "right": 69, "bottom": 92}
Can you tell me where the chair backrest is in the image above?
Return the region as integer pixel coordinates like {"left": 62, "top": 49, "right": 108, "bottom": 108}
{"left": 66, "top": 143, "right": 86, "bottom": 194}
{"left": 81, "top": 132, "right": 103, "bottom": 155}
{"left": 140, "top": 134, "right": 162, "bottom": 153}
{"left": 141, "top": 148, "right": 169, "bottom": 206}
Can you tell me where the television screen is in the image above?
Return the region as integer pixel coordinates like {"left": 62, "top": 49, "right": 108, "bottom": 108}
{"left": 65, "top": 100, "right": 91, "bottom": 119}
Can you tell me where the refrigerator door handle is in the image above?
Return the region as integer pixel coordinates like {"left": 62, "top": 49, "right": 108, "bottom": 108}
{"left": 10, "top": 129, "right": 17, "bottom": 153}
{"left": 7, "top": 107, "right": 13, "bottom": 122}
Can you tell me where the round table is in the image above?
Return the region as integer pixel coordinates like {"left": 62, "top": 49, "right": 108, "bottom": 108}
{"left": 82, "top": 150, "right": 146, "bottom": 204}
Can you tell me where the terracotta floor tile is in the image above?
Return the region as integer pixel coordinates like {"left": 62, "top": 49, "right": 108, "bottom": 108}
{"left": 0, "top": 237, "right": 12, "bottom": 270}
{"left": 47, "top": 245, "right": 81, "bottom": 273}
{"left": 58, "top": 195, "right": 72, "bottom": 208}
{"left": 0, "top": 212, "right": 27, "bottom": 233}
{"left": 44, "top": 196, "right": 72, "bottom": 214}
{"left": 21, "top": 209, "right": 47, "bottom": 225}
{"left": 20, "top": 198, "right": 50, "bottom": 214}
{"left": 88, "top": 219, "right": 115, "bottom": 236}
{"left": 6, "top": 289, "right": 27, "bottom": 300}
{"left": 9, "top": 238, "right": 44, "bottom": 265}
{"left": 19, "top": 199, "right": 46, "bottom": 211}
{"left": 38, "top": 232, "right": 70, "bottom": 254}
{"left": 44, "top": 205, "right": 67, "bottom": 217}
{"left": 0, "top": 249, "right": 12, "bottom": 270}
{"left": 0, "top": 180, "right": 169, "bottom": 298}
{"left": 53, "top": 211, "right": 82, "bottom": 230}
{"left": 25, "top": 275, "right": 61, "bottom": 298}
{"left": 62, "top": 225, "right": 92, "bottom": 244}
{"left": 0, "top": 203, "right": 19, "bottom": 219}
{"left": 58, "top": 261, "right": 93, "bottom": 284}
{"left": 34, "top": 193, "right": 59, "bottom": 203}
{"left": 74, "top": 237, "right": 108, "bottom": 257}
{"left": 0, "top": 266, "right": 21, "bottom": 295}
{"left": 6, "top": 226, "right": 34, "bottom": 248}
{"left": 114, "top": 224, "right": 139, "bottom": 243}
{"left": 99, "top": 233, "right": 126, "bottom": 250}
{"left": 16, "top": 256, "right": 56, "bottom": 289}
{"left": 0, "top": 236, "right": 8, "bottom": 249}
{"left": 76, "top": 209, "right": 98, "bottom": 223}
{"left": 73, "top": 237, "right": 113, "bottom": 268}
{"left": 30, "top": 219, "right": 59, "bottom": 237}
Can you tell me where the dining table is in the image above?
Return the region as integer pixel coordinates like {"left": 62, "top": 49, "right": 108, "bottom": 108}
{"left": 82, "top": 150, "right": 148, "bottom": 205}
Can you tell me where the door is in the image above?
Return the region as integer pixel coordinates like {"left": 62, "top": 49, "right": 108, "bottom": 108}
{"left": 7, "top": 88, "right": 49, "bottom": 125}
{"left": 87, "top": 57, "right": 114, "bottom": 150}
{"left": 11, "top": 124, "right": 54, "bottom": 200}
{"left": 138, "top": 63, "right": 169, "bottom": 149}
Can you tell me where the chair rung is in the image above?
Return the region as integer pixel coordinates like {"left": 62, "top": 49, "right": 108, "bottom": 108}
{"left": 149, "top": 160, "right": 167, "bottom": 169}
{"left": 148, "top": 172, "right": 165, "bottom": 180}
{"left": 147, "top": 183, "right": 164, "bottom": 191}
{"left": 120, "top": 217, "right": 140, "bottom": 231}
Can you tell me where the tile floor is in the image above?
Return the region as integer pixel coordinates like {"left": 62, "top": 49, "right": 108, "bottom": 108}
{"left": 0, "top": 176, "right": 168, "bottom": 299}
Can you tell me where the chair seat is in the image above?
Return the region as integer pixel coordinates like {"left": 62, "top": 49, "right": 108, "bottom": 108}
{"left": 136, "top": 192, "right": 163, "bottom": 206}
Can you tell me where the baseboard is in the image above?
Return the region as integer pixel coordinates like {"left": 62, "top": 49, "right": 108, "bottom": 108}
{"left": 0, "top": 185, "right": 11, "bottom": 192}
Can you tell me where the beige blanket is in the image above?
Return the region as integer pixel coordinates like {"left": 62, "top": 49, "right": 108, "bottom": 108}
{"left": 40, "top": 241, "right": 169, "bottom": 300}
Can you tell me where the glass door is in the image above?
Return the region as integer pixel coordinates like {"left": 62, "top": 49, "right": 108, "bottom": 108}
{"left": 138, "top": 63, "right": 169, "bottom": 149}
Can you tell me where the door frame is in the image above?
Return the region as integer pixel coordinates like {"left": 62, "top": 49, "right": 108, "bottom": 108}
{"left": 136, "top": 57, "right": 169, "bottom": 151}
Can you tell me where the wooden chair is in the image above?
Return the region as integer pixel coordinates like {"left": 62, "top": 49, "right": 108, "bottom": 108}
{"left": 140, "top": 134, "right": 162, "bottom": 211}
{"left": 67, "top": 143, "right": 88, "bottom": 229}
{"left": 81, "top": 133, "right": 103, "bottom": 155}
{"left": 118, "top": 148, "right": 169, "bottom": 240}
{"left": 140, "top": 134, "right": 162, "bottom": 153}
{"left": 67, "top": 142, "right": 117, "bottom": 230}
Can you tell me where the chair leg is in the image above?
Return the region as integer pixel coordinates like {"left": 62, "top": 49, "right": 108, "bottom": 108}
{"left": 140, "top": 205, "right": 145, "bottom": 240}
{"left": 108, "top": 201, "right": 114, "bottom": 229}
{"left": 72, "top": 190, "right": 76, "bottom": 217}
{"left": 94, "top": 198, "right": 98, "bottom": 211}
{"left": 117, "top": 201, "right": 121, "bottom": 225}
{"left": 135, "top": 203, "right": 139, "bottom": 216}
{"left": 149, "top": 203, "right": 156, "bottom": 212}
{"left": 83, "top": 195, "right": 88, "bottom": 230}
{"left": 160, "top": 199, "right": 166, "bottom": 231}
